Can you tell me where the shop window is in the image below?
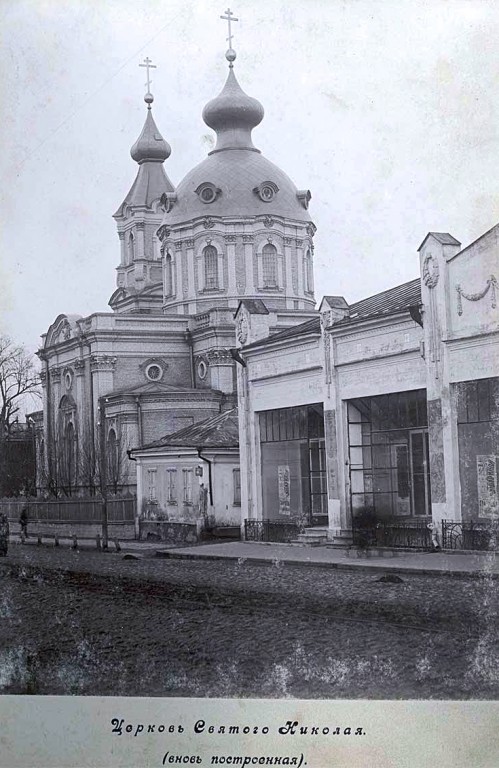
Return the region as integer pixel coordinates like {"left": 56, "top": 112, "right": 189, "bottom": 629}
{"left": 167, "top": 468, "right": 177, "bottom": 503}
{"left": 204, "top": 245, "right": 219, "bottom": 289}
{"left": 182, "top": 468, "right": 193, "bottom": 504}
{"left": 347, "top": 390, "right": 430, "bottom": 518}
{"left": 233, "top": 468, "right": 241, "bottom": 505}
{"left": 258, "top": 404, "right": 326, "bottom": 524}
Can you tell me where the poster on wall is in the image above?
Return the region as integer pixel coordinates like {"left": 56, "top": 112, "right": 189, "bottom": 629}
{"left": 278, "top": 465, "right": 291, "bottom": 515}
{"left": 477, "top": 455, "right": 499, "bottom": 517}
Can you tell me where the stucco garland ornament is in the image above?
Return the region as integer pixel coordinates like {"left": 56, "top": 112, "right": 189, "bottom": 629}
{"left": 456, "top": 275, "right": 497, "bottom": 316}
{"left": 422, "top": 255, "right": 439, "bottom": 288}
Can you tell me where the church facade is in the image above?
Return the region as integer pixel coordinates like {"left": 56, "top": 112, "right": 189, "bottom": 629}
{"left": 36, "top": 48, "right": 317, "bottom": 503}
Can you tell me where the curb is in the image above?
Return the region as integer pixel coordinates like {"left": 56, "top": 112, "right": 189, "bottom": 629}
{"left": 155, "top": 550, "right": 499, "bottom": 580}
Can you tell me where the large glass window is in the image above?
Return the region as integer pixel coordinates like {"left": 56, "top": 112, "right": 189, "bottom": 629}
{"left": 204, "top": 245, "right": 219, "bottom": 289}
{"left": 347, "top": 390, "right": 430, "bottom": 518}
{"left": 259, "top": 404, "right": 326, "bottom": 525}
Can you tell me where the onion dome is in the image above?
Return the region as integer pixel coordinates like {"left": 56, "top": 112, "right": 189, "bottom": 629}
{"left": 202, "top": 67, "right": 264, "bottom": 153}
{"left": 114, "top": 92, "right": 174, "bottom": 217}
{"left": 130, "top": 94, "right": 171, "bottom": 164}
{"left": 159, "top": 48, "right": 311, "bottom": 225}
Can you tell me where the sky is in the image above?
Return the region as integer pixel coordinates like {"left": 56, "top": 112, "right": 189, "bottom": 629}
{"left": 1, "top": 0, "right": 499, "bottom": 358}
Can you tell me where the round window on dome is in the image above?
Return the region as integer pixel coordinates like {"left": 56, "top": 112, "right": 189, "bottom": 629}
{"left": 195, "top": 183, "right": 221, "bottom": 205}
{"left": 253, "top": 181, "right": 279, "bottom": 203}
{"left": 146, "top": 363, "right": 163, "bottom": 382}
{"left": 201, "top": 187, "right": 216, "bottom": 203}
{"left": 261, "top": 185, "right": 275, "bottom": 201}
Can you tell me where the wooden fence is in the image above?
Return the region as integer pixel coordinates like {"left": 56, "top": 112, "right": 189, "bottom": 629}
{"left": 0, "top": 497, "right": 136, "bottom": 524}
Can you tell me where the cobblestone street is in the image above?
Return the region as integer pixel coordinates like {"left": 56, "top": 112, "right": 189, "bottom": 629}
{"left": 0, "top": 545, "right": 498, "bottom": 698}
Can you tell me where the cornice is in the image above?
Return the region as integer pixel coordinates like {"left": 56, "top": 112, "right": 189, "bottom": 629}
{"left": 90, "top": 354, "right": 117, "bottom": 372}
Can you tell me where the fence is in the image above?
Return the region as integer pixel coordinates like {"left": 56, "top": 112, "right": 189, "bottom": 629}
{"left": 441, "top": 519, "right": 498, "bottom": 551}
{"left": 351, "top": 517, "right": 433, "bottom": 549}
{"left": 0, "top": 496, "right": 136, "bottom": 524}
{"left": 244, "top": 519, "right": 302, "bottom": 543}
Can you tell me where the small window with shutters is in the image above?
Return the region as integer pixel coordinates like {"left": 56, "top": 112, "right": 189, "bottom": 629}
{"left": 167, "top": 468, "right": 177, "bottom": 503}
{"left": 182, "top": 468, "right": 193, "bottom": 504}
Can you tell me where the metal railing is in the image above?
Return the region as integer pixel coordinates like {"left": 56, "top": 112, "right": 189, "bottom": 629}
{"left": 244, "top": 519, "right": 302, "bottom": 543}
{"left": 0, "top": 496, "right": 136, "bottom": 524}
{"left": 441, "top": 519, "right": 498, "bottom": 551}
{"left": 352, "top": 517, "right": 433, "bottom": 549}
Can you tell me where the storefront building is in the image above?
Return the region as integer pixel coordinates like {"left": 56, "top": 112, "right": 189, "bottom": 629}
{"left": 236, "top": 226, "right": 499, "bottom": 543}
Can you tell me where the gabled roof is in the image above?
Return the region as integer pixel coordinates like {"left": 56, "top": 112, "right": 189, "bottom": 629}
{"left": 243, "top": 277, "right": 422, "bottom": 350}
{"left": 319, "top": 295, "right": 349, "bottom": 311}
{"left": 235, "top": 298, "right": 269, "bottom": 317}
{"left": 338, "top": 277, "right": 421, "bottom": 325}
{"left": 418, "top": 232, "right": 461, "bottom": 251}
{"left": 243, "top": 316, "right": 321, "bottom": 350}
{"left": 140, "top": 408, "right": 239, "bottom": 450}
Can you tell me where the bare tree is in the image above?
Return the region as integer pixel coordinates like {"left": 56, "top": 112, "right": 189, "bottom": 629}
{"left": 0, "top": 335, "right": 40, "bottom": 438}
{"left": 0, "top": 336, "right": 40, "bottom": 496}
{"left": 106, "top": 424, "right": 130, "bottom": 495}
{"left": 41, "top": 423, "right": 130, "bottom": 498}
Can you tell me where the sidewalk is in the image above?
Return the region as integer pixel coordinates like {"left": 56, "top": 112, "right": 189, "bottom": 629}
{"left": 155, "top": 540, "right": 499, "bottom": 578}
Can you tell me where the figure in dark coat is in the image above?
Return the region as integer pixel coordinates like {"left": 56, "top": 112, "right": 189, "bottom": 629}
{"left": 0, "top": 511, "right": 9, "bottom": 556}
{"left": 19, "top": 506, "right": 28, "bottom": 540}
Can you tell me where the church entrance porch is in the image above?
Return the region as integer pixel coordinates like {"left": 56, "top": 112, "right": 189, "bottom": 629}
{"left": 258, "top": 403, "right": 327, "bottom": 528}
{"left": 347, "top": 389, "right": 432, "bottom": 526}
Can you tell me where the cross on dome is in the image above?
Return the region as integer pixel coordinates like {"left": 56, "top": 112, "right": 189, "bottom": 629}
{"left": 220, "top": 7, "right": 238, "bottom": 67}
{"left": 139, "top": 56, "right": 157, "bottom": 107}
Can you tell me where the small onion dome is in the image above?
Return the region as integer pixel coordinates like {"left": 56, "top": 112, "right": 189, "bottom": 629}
{"left": 202, "top": 67, "right": 264, "bottom": 153}
{"left": 130, "top": 106, "right": 171, "bottom": 164}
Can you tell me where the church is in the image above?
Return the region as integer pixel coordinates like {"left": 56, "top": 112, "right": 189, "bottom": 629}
{"left": 36, "top": 33, "right": 317, "bottom": 511}
{"left": 35, "top": 19, "right": 498, "bottom": 547}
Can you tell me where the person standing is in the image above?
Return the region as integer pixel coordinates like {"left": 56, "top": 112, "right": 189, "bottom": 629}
{"left": 0, "top": 511, "right": 9, "bottom": 556}
{"left": 19, "top": 505, "right": 28, "bottom": 541}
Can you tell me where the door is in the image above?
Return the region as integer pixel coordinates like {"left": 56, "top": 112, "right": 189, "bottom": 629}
{"left": 409, "top": 429, "right": 431, "bottom": 516}
{"left": 309, "top": 438, "right": 328, "bottom": 525}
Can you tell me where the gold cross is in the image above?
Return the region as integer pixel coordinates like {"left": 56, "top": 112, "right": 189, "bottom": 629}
{"left": 139, "top": 57, "right": 156, "bottom": 93}
{"left": 220, "top": 7, "right": 238, "bottom": 49}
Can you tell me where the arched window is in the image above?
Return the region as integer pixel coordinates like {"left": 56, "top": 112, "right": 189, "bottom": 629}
{"left": 204, "top": 245, "right": 219, "bottom": 289}
{"left": 128, "top": 232, "right": 135, "bottom": 264}
{"left": 262, "top": 243, "right": 278, "bottom": 288}
{"left": 305, "top": 248, "right": 313, "bottom": 293}
{"left": 64, "top": 421, "right": 76, "bottom": 489}
{"left": 107, "top": 428, "right": 118, "bottom": 481}
{"left": 164, "top": 252, "right": 173, "bottom": 296}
